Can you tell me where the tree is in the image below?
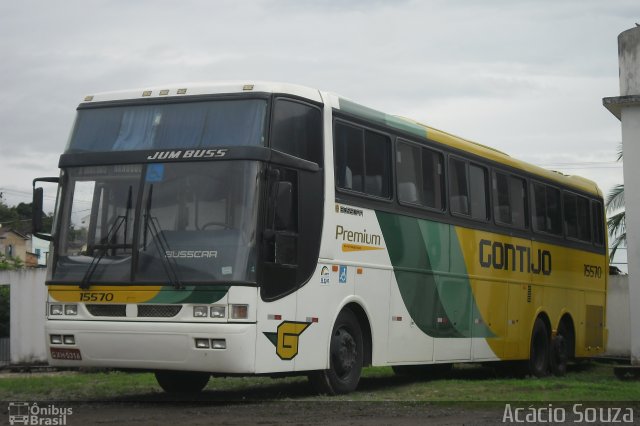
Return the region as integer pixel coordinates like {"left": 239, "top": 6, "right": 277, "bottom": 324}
{"left": 0, "top": 253, "right": 23, "bottom": 270}
{"left": 0, "top": 200, "right": 52, "bottom": 235}
{"left": 606, "top": 144, "right": 625, "bottom": 260}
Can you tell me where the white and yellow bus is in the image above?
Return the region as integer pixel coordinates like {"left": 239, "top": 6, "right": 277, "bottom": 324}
{"left": 33, "top": 82, "right": 607, "bottom": 395}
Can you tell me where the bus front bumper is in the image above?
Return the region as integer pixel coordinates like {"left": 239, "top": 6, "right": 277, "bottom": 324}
{"left": 45, "top": 320, "right": 257, "bottom": 373}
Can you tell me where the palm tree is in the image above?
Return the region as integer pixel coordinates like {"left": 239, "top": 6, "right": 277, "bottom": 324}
{"left": 606, "top": 144, "right": 625, "bottom": 260}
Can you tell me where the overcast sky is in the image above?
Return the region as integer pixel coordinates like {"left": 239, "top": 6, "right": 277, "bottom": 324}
{"left": 0, "top": 0, "right": 635, "bottom": 217}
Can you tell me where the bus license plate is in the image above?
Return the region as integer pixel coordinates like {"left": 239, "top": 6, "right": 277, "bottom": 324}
{"left": 50, "top": 348, "right": 82, "bottom": 361}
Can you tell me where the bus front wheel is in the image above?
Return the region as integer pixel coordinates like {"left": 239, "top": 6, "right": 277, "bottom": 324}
{"left": 308, "top": 309, "right": 363, "bottom": 395}
{"left": 155, "top": 370, "right": 210, "bottom": 394}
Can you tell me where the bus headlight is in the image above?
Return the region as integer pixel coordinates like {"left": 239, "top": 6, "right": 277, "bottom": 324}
{"left": 64, "top": 305, "right": 78, "bottom": 315}
{"left": 210, "top": 306, "right": 226, "bottom": 318}
{"left": 49, "top": 304, "right": 63, "bottom": 316}
{"left": 50, "top": 335, "right": 63, "bottom": 344}
{"left": 195, "top": 338, "right": 210, "bottom": 349}
{"left": 230, "top": 304, "right": 248, "bottom": 320}
{"left": 193, "top": 306, "right": 208, "bottom": 317}
{"left": 211, "top": 339, "right": 226, "bottom": 349}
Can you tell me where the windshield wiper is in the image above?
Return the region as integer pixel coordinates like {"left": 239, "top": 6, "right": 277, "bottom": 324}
{"left": 79, "top": 215, "right": 127, "bottom": 290}
{"left": 79, "top": 186, "right": 133, "bottom": 290}
{"left": 144, "top": 184, "right": 184, "bottom": 290}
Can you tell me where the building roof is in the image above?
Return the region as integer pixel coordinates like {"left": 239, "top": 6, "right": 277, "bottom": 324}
{"left": 0, "top": 228, "right": 29, "bottom": 240}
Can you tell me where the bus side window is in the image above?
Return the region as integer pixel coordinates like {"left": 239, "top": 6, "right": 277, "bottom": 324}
{"left": 565, "top": 192, "right": 591, "bottom": 242}
{"left": 422, "top": 148, "right": 445, "bottom": 210}
{"left": 364, "top": 130, "right": 391, "bottom": 198}
{"left": 271, "top": 98, "right": 323, "bottom": 166}
{"left": 469, "top": 164, "right": 489, "bottom": 220}
{"left": 564, "top": 192, "right": 578, "bottom": 238}
{"left": 335, "top": 122, "right": 364, "bottom": 191}
{"left": 449, "top": 157, "right": 488, "bottom": 221}
{"left": 335, "top": 121, "right": 391, "bottom": 199}
{"left": 510, "top": 176, "right": 528, "bottom": 229}
{"left": 397, "top": 141, "right": 422, "bottom": 204}
{"left": 592, "top": 200, "right": 604, "bottom": 246}
{"left": 495, "top": 173, "right": 527, "bottom": 229}
{"left": 494, "top": 172, "right": 511, "bottom": 224}
{"left": 532, "top": 183, "right": 562, "bottom": 235}
{"left": 396, "top": 139, "right": 444, "bottom": 210}
{"left": 449, "top": 157, "right": 469, "bottom": 215}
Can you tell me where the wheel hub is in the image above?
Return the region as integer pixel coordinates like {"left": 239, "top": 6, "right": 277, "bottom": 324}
{"left": 332, "top": 328, "right": 357, "bottom": 377}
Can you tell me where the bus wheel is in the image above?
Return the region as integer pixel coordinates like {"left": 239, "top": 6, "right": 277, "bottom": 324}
{"left": 155, "top": 371, "right": 210, "bottom": 394}
{"left": 549, "top": 323, "right": 572, "bottom": 376}
{"left": 550, "top": 334, "right": 568, "bottom": 376}
{"left": 308, "top": 309, "right": 363, "bottom": 395}
{"left": 528, "top": 318, "right": 550, "bottom": 377}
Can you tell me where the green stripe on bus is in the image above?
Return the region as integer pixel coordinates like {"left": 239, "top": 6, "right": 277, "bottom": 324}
{"left": 376, "top": 211, "right": 493, "bottom": 338}
{"left": 339, "top": 98, "right": 428, "bottom": 139}
{"left": 148, "top": 285, "right": 230, "bottom": 304}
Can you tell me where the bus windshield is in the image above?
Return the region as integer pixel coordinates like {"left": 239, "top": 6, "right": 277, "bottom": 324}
{"left": 54, "top": 161, "right": 260, "bottom": 285}
{"left": 66, "top": 99, "right": 268, "bottom": 152}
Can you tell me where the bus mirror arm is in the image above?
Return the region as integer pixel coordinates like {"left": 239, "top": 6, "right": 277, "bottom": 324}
{"left": 32, "top": 177, "right": 59, "bottom": 242}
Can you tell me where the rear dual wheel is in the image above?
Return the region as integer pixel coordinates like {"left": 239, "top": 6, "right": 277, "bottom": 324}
{"left": 550, "top": 322, "right": 570, "bottom": 376}
{"left": 528, "top": 318, "right": 550, "bottom": 377}
{"left": 528, "top": 318, "right": 570, "bottom": 377}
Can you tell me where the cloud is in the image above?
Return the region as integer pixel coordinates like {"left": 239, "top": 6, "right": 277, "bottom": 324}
{"left": 0, "top": 0, "right": 635, "bottom": 199}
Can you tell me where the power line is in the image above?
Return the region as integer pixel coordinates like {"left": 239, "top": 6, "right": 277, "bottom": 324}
{"left": 0, "top": 187, "right": 57, "bottom": 201}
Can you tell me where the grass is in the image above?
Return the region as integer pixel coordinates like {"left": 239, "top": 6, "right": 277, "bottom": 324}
{"left": 0, "top": 362, "right": 638, "bottom": 403}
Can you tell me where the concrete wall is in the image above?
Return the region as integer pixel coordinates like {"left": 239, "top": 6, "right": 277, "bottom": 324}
{"left": 0, "top": 269, "right": 48, "bottom": 364}
{"left": 617, "top": 27, "right": 640, "bottom": 364}
{"left": 605, "top": 275, "right": 630, "bottom": 358}
{"left": 619, "top": 27, "right": 640, "bottom": 96}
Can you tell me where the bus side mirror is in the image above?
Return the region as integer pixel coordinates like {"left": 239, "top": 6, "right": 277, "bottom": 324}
{"left": 32, "top": 177, "right": 59, "bottom": 242}
{"left": 33, "top": 187, "right": 44, "bottom": 234}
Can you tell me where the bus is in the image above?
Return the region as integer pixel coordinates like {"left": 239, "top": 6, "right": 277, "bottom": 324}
{"left": 33, "top": 82, "right": 607, "bottom": 395}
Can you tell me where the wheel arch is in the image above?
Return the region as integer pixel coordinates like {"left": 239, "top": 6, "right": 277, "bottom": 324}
{"left": 530, "top": 310, "right": 552, "bottom": 344}
{"left": 538, "top": 311, "right": 552, "bottom": 337}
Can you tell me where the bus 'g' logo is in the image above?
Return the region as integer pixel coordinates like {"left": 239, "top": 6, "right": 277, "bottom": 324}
{"left": 263, "top": 321, "right": 311, "bottom": 360}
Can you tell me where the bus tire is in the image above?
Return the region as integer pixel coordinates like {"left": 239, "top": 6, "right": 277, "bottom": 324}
{"left": 550, "top": 334, "right": 568, "bottom": 376}
{"left": 551, "top": 320, "right": 572, "bottom": 377}
{"left": 155, "top": 371, "right": 210, "bottom": 394}
{"left": 528, "top": 318, "right": 550, "bottom": 377}
{"left": 308, "top": 309, "right": 363, "bottom": 395}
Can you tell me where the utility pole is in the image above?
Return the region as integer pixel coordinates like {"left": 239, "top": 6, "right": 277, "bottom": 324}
{"left": 603, "top": 26, "right": 640, "bottom": 377}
